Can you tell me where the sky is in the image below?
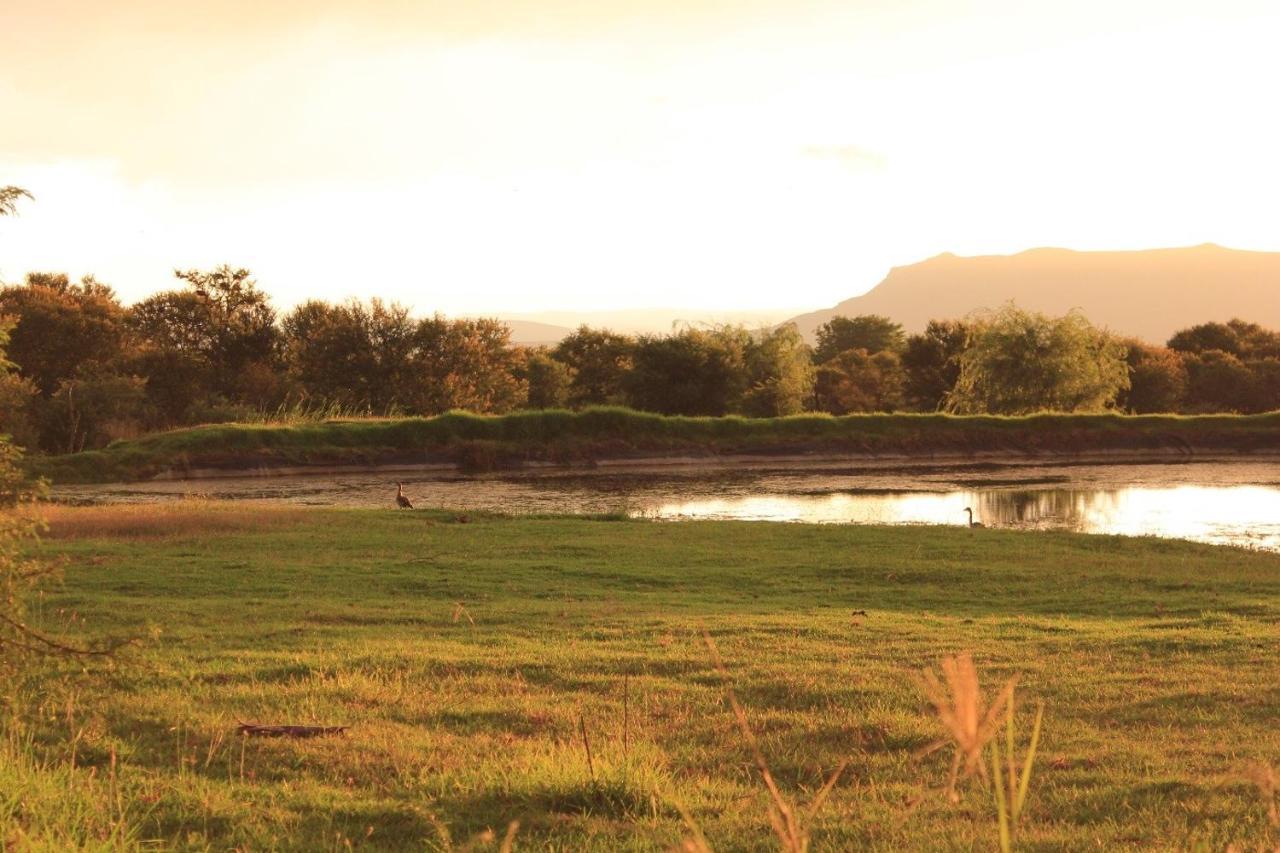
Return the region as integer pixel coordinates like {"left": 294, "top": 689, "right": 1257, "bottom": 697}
{"left": 1, "top": 0, "right": 1278, "bottom": 318}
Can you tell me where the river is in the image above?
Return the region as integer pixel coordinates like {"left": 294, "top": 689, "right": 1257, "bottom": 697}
{"left": 51, "top": 457, "right": 1280, "bottom": 552}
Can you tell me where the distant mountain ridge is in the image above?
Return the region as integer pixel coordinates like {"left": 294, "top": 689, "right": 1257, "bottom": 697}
{"left": 786, "top": 244, "right": 1280, "bottom": 343}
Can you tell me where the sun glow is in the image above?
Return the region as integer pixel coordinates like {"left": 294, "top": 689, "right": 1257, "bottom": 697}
{"left": 2, "top": 0, "right": 1278, "bottom": 314}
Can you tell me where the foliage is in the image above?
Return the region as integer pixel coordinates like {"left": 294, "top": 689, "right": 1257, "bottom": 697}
{"left": 0, "top": 185, "right": 32, "bottom": 217}
{"left": 741, "top": 324, "right": 814, "bottom": 417}
{"left": 0, "top": 273, "right": 130, "bottom": 396}
{"left": 553, "top": 326, "right": 635, "bottom": 406}
{"left": 813, "top": 348, "right": 906, "bottom": 413}
{"left": 947, "top": 305, "right": 1129, "bottom": 414}
{"left": 1119, "top": 341, "right": 1188, "bottom": 414}
{"left": 813, "top": 314, "right": 905, "bottom": 363}
{"left": 625, "top": 326, "right": 751, "bottom": 415}
{"left": 1168, "top": 318, "right": 1280, "bottom": 360}
{"left": 522, "top": 350, "right": 575, "bottom": 409}
{"left": 902, "top": 319, "right": 971, "bottom": 411}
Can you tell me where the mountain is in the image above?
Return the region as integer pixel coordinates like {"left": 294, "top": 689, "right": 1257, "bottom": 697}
{"left": 786, "top": 244, "right": 1280, "bottom": 343}
{"left": 489, "top": 319, "right": 574, "bottom": 346}
{"left": 498, "top": 308, "right": 806, "bottom": 337}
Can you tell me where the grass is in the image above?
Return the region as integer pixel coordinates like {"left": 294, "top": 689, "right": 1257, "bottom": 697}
{"left": 25, "top": 407, "right": 1280, "bottom": 484}
{"left": 4, "top": 503, "right": 1280, "bottom": 849}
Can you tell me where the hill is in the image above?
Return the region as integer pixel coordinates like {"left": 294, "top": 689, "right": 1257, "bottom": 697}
{"left": 787, "top": 244, "right": 1280, "bottom": 342}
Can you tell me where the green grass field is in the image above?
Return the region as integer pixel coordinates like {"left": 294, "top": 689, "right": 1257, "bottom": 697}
{"left": 26, "top": 407, "right": 1280, "bottom": 484}
{"left": 5, "top": 505, "right": 1280, "bottom": 850}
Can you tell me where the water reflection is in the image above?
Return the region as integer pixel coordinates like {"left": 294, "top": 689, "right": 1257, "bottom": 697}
{"left": 52, "top": 460, "right": 1280, "bottom": 551}
{"left": 646, "top": 485, "right": 1280, "bottom": 552}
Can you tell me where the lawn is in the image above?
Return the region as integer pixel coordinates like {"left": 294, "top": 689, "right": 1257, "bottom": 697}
{"left": 4, "top": 504, "right": 1279, "bottom": 850}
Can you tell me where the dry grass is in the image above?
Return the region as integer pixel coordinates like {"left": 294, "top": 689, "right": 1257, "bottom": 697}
{"left": 915, "top": 653, "right": 1016, "bottom": 800}
{"left": 35, "top": 500, "right": 313, "bottom": 540}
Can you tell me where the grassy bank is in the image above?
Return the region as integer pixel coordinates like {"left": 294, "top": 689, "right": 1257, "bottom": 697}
{"left": 25, "top": 407, "right": 1280, "bottom": 484}
{"left": 5, "top": 504, "right": 1280, "bottom": 849}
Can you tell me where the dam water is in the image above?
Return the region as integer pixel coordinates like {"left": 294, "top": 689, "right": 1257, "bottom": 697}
{"left": 51, "top": 457, "right": 1280, "bottom": 552}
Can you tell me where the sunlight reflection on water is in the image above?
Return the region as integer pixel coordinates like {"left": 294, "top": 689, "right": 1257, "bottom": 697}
{"left": 54, "top": 460, "right": 1280, "bottom": 551}
{"left": 646, "top": 485, "right": 1280, "bottom": 551}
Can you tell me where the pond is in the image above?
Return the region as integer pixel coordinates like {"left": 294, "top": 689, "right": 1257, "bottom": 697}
{"left": 52, "top": 457, "right": 1280, "bottom": 551}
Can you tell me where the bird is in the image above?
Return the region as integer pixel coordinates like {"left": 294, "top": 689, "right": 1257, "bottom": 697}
{"left": 963, "top": 507, "right": 984, "bottom": 528}
{"left": 395, "top": 482, "right": 414, "bottom": 509}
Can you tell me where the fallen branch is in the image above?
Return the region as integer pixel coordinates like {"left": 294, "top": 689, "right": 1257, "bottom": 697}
{"left": 236, "top": 722, "right": 348, "bottom": 738}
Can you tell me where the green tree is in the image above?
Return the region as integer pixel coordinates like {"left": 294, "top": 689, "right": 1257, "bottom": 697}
{"left": 1182, "top": 350, "right": 1262, "bottom": 413}
{"left": 1168, "top": 319, "right": 1280, "bottom": 361}
{"left": 947, "top": 305, "right": 1129, "bottom": 414}
{"left": 0, "top": 273, "right": 131, "bottom": 397}
{"left": 813, "top": 315, "right": 905, "bottom": 363}
{"left": 625, "top": 326, "right": 750, "bottom": 416}
{"left": 552, "top": 326, "right": 635, "bottom": 406}
{"left": 1118, "top": 341, "right": 1188, "bottom": 413}
{"left": 901, "top": 320, "right": 971, "bottom": 411}
{"left": 522, "top": 350, "right": 575, "bottom": 409}
{"left": 130, "top": 266, "right": 279, "bottom": 412}
{"left": 281, "top": 299, "right": 418, "bottom": 411}
{"left": 813, "top": 348, "right": 907, "bottom": 413}
{"left": 410, "top": 316, "right": 526, "bottom": 414}
{"left": 742, "top": 324, "right": 814, "bottom": 417}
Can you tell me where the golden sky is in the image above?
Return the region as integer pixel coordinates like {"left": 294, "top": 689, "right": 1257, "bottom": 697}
{"left": 1, "top": 0, "right": 1278, "bottom": 315}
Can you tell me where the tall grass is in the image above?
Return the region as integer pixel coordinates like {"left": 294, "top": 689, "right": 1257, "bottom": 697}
{"left": 27, "top": 407, "right": 1280, "bottom": 484}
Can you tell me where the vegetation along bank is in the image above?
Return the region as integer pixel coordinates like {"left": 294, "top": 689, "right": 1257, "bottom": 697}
{"left": 28, "top": 408, "right": 1280, "bottom": 484}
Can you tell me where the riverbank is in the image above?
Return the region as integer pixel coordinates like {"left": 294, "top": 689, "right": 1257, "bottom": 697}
{"left": 24, "top": 408, "right": 1280, "bottom": 484}
{"left": 8, "top": 505, "right": 1279, "bottom": 849}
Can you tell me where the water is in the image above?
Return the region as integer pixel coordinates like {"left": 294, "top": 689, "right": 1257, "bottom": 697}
{"left": 51, "top": 458, "right": 1280, "bottom": 551}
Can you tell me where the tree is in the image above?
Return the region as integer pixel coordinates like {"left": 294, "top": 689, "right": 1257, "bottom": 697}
{"left": 1168, "top": 319, "right": 1280, "bottom": 361}
{"left": 1118, "top": 341, "right": 1187, "bottom": 413}
{"left": 1182, "top": 350, "right": 1262, "bottom": 413}
{"left": 625, "top": 326, "right": 751, "bottom": 416}
{"left": 281, "top": 299, "right": 418, "bottom": 411}
{"left": 813, "top": 348, "right": 907, "bottom": 413}
{"left": 410, "top": 316, "right": 527, "bottom": 414}
{"left": 522, "top": 350, "right": 575, "bottom": 409}
{"left": 741, "top": 324, "right": 814, "bottom": 417}
{"left": 946, "top": 305, "right": 1129, "bottom": 414}
{"left": 0, "top": 273, "right": 131, "bottom": 397}
{"left": 813, "top": 315, "right": 905, "bottom": 363}
{"left": 46, "top": 369, "right": 149, "bottom": 453}
{"left": 553, "top": 326, "right": 635, "bottom": 407}
{"left": 901, "top": 320, "right": 971, "bottom": 411}
{"left": 0, "top": 186, "right": 32, "bottom": 217}
{"left": 131, "top": 266, "right": 279, "bottom": 409}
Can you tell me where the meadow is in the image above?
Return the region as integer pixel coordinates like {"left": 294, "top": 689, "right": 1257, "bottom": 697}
{"left": 26, "top": 407, "right": 1280, "bottom": 484}
{"left": 4, "top": 503, "right": 1280, "bottom": 850}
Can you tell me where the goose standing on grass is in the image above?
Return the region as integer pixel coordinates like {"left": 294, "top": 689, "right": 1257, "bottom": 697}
{"left": 963, "top": 507, "right": 984, "bottom": 528}
{"left": 396, "top": 482, "right": 414, "bottom": 509}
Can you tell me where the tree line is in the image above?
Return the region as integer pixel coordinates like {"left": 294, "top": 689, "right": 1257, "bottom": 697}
{"left": 1, "top": 265, "right": 1279, "bottom": 455}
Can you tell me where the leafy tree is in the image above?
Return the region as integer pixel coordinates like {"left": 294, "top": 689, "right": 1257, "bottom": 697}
{"left": 281, "top": 299, "right": 418, "bottom": 411}
{"left": 901, "top": 320, "right": 971, "bottom": 411}
{"left": 741, "top": 324, "right": 814, "bottom": 417}
{"left": 553, "top": 326, "right": 635, "bottom": 406}
{"left": 131, "top": 266, "right": 279, "bottom": 409}
{"left": 46, "top": 369, "right": 149, "bottom": 453}
{"left": 0, "top": 274, "right": 131, "bottom": 397}
{"left": 1118, "top": 341, "right": 1188, "bottom": 413}
{"left": 1182, "top": 350, "right": 1263, "bottom": 413}
{"left": 813, "top": 348, "right": 906, "bottom": 413}
{"left": 522, "top": 350, "right": 575, "bottom": 409}
{"left": 1167, "top": 319, "right": 1280, "bottom": 361}
{"left": 947, "top": 305, "right": 1128, "bottom": 414}
{"left": 813, "top": 315, "right": 905, "bottom": 363}
{"left": 410, "top": 316, "right": 526, "bottom": 414}
{"left": 625, "top": 326, "right": 750, "bottom": 416}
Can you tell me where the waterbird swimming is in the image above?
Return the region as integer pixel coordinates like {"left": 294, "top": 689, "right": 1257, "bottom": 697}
{"left": 964, "top": 507, "right": 984, "bottom": 528}
{"left": 396, "top": 482, "right": 414, "bottom": 509}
